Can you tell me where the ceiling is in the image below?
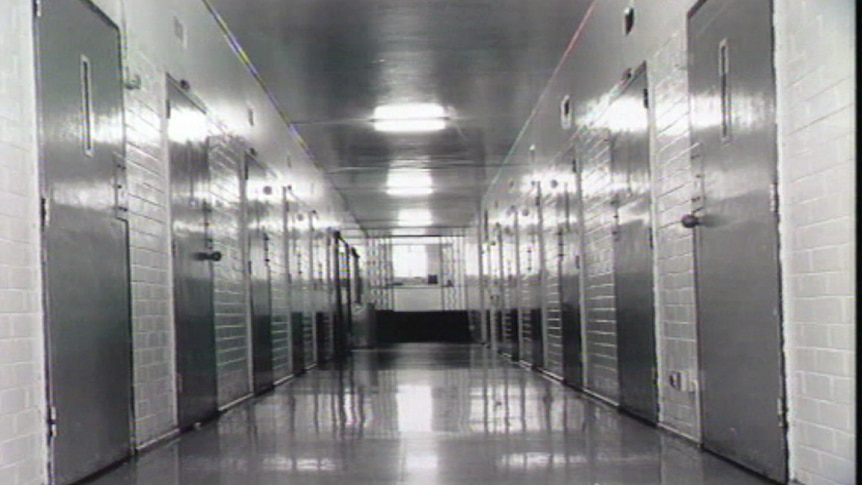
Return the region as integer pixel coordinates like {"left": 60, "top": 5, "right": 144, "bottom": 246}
{"left": 207, "top": 0, "right": 590, "bottom": 235}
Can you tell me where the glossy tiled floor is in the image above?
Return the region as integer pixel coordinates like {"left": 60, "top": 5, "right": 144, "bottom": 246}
{"left": 87, "top": 344, "right": 773, "bottom": 485}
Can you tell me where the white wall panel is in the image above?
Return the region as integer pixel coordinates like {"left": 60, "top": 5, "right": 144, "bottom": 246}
{"left": 776, "top": 2, "right": 856, "bottom": 484}
{"left": 0, "top": 3, "right": 46, "bottom": 484}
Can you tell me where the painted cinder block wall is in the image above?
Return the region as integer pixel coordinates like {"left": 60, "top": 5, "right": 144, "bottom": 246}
{"left": 1, "top": 0, "right": 359, "bottom": 483}
{"left": 0, "top": 3, "right": 46, "bottom": 484}
{"left": 478, "top": 1, "right": 855, "bottom": 484}
{"left": 90, "top": 0, "right": 359, "bottom": 448}
{"left": 775, "top": 2, "right": 856, "bottom": 484}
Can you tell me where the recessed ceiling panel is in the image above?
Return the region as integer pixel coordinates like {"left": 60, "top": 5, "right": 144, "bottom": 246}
{"left": 207, "top": 0, "right": 591, "bottom": 234}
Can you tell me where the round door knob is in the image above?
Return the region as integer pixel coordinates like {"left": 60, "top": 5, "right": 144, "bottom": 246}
{"left": 681, "top": 214, "right": 701, "bottom": 229}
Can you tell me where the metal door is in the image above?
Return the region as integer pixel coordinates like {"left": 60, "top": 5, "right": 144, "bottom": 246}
{"left": 37, "top": 1, "right": 132, "bottom": 482}
{"left": 541, "top": 183, "right": 564, "bottom": 377}
{"left": 611, "top": 65, "right": 658, "bottom": 423}
{"left": 287, "top": 209, "right": 306, "bottom": 372}
{"left": 687, "top": 0, "right": 786, "bottom": 480}
{"left": 168, "top": 80, "right": 218, "bottom": 429}
{"left": 561, "top": 171, "right": 584, "bottom": 388}
{"left": 245, "top": 155, "right": 274, "bottom": 394}
{"left": 501, "top": 214, "right": 520, "bottom": 360}
{"left": 333, "top": 235, "right": 351, "bottom": 360}
{"left": 488, "top": 227, "right": 505, "bottom": 353}
{"left": 305, "top": 215, "right": 318, "bottom": 367}
{"left": 518, "top": 189, "right": 544, "bottom": 368}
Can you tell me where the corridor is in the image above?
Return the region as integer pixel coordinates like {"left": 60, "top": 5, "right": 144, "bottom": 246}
{"left": 87, "top": 344, "right": 770, "bottom": 485}
{"left": 0, "top": 1, "right": 854, "bottom": 484}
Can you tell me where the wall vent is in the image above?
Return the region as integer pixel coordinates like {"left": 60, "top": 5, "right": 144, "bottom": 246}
{"left": 624, "top": 7, "right": 635, "bottom": 35}
{"left": 173, "top": 16, "right": 187, "bottom": 47}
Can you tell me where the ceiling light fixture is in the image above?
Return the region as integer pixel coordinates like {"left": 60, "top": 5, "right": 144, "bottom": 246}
{"left": 397, "top": 209, "right": 434, "bottom": 227}
{"left": 386, "top": 170, "right": 434, "bottom": 197}
{"left": 372, "top": 103, "right": 448, "bottom": 133}
{"left": 386, "top": 187, "right": 434, "bottom": 196}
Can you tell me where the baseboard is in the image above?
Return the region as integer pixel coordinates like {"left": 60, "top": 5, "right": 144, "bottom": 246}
{"left": 134, "top": 427, "right": 181, "bottom": 454}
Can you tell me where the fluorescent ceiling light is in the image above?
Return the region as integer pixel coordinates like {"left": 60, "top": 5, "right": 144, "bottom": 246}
{"left": 372, "top": 103, "right": 447, "bottom": 133}
{"left": 397, "top": 209, "right": 433, "bottom": 226}
{"left": 373, "top": 119, "right": 446, "bottom": 133}
{"left": 386, "top": 170, "right": 433, "bottom": 196}
{"left": 386, "top": 187, "right": 434, "bottom": 196}
{"left": 373, "top": 103, "right": 446, "bottom": 120}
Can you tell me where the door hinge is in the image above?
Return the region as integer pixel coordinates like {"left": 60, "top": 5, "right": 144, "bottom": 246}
{"left": 647, "top": 227, "right": 654, "bottom": 249}
{"left": 40, "top": 196, "right": 50, "bottom": 228}
{"left": 113, "top": 153, "right": 129, "bottom": 221}
{"left": 769, "top": 183, "right": 779, "bottom": 214}
{"left": 777, "top": 397, "right": 788, "bottom": 426}
{"left": 643, "top": 88, "right": 650, "bottom": 109}
{"left": 47, "top": 405, "right": 57, "bottom": 439}
{"left": 33, "top": 0, "right": 41, "bottom": 17}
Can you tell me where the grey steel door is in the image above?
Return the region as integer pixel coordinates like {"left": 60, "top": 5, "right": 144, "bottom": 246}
{"left": 561, "top": 174, "right": 584, "bottom": 388}
{"left": 245, "top": 155, "right": 274, "bottom": 393}
{"left": 611, "top": 65, "right": 658, "bottom": 424}
{"left": 37, "top": 1, "right": 132, "bottom": 482}
{"left": 687, "top": 0, "right": 786, "bottom": 480}
{"left": 168, "top": 80, "right": 218, "bottom": 429}
{"left": 287, "top": 209, "right": 306, "bottom": 372}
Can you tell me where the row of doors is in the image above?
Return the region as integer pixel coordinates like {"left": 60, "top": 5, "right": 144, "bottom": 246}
{"left": 35, "top": 1, "right": 341, "bottom": 482}
{"left": 481, "top": 0, "right": 786, "bottom": 481}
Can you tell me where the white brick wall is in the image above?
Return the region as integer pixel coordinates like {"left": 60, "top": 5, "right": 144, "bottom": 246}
{"left": 0, "top": 2, "right": 46, "bottom": 485}
{"left": 479, "top": 4, "right": 856, "bottom": 484}
{"left": 271, "top": 215, "right": 293, "bottom": 381}
{"left": 649, "top": 28, "right": 701, "bottom": 441}
{"left": 208, "top": 130, "right": 251, "bottom": 407}
{"left": 775, "top": 1, "right": 856, "bottom": 484}
{"left": 575, "top": 124, "right": 620, "bottom": 401}
{"left": 123, "top": 43, "right": 178, "bottom": 448}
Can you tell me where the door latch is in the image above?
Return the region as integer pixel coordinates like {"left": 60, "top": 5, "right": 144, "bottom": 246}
{"left": 47, "top": 405, "right": 57, "bottom": 439}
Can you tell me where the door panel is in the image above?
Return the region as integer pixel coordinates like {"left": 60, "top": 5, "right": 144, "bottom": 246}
{"left": 611, "top": 65, "right": 658, "bottom": 423}
{"left": 562, "top": 173, "right": 584, "bottom": 388}
{"left": 541, "top": 184, "right": 564, "bottom": 378}
{"left": 688, "top": 0, "right": 786, "bottom": 480}
{"left": 501, "top": 218, "right": 520, "bottom": 360}
{"left": 287, "top": 208, "right": 306, "bottom": 372}
{"left": 245, "top": 156, "right": 274, "bottom": 394}
{"left": 168, "top": 80, "right": 218, "bottom": 429}
{"left": 304, "top": 217, "right": 317, "bottom": 367}
{"left": 38, "top": 1, "right": 132, "bottom": 482}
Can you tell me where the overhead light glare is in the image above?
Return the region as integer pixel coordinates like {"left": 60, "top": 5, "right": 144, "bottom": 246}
{"left": 372, "top": 103, "right": 447, "bottom": 133}
{"left": 386, "top": 187, "right": 434, "bottom": 197}
{"left": 373, "top": 103, "right": 446, "bottom": 120}
{"left": 387, "top": 170, "right": 432, "bottom": 187}
{"left": 397, "top": 209, "right": 433, "bottom": 227}
{"left": 373, "top": 119, "right": 446, "bottom": 133}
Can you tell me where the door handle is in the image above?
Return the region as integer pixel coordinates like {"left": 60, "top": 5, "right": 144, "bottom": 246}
{"left": 681, "top": 214, "right": 701, "bottom": 229}
{"left": 196, "top": 251, "right": 223, "bottom": 261}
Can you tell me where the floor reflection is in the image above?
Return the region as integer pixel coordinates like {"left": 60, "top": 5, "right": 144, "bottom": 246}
{"left": 87, "top": 343, "right": 772, "bottom": 485}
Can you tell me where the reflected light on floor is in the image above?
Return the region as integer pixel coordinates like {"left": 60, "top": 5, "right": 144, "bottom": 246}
{"left": 397, "top": 384, "right": 433, "bottom": 432}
